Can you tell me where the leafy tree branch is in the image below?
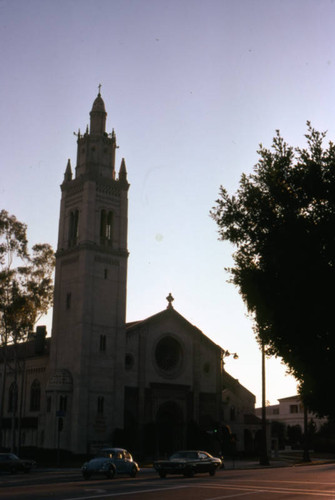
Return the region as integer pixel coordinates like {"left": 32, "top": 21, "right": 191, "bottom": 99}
{"left": 211, "top": 124, "right": 335, "bottom": 417}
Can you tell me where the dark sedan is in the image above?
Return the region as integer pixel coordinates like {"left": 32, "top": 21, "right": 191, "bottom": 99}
{"left": 0, "top": 453, "right": 36, "bottom": 474}
{"left": 154, "top": 450, "right": 222, "bottom": 478}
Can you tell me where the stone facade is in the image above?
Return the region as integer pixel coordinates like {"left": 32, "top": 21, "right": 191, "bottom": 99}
{"left": 124, "top": 307, "right": 224, "bottom": 455}
{"left": 44, "top": 92, "right": 129, "bottom": 454}
{"left": 0, "top": 93, "right": 260, "bottom": 457}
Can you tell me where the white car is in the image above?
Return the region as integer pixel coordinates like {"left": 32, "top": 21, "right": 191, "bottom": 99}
{"left": 81, "top": 447, "right": 139, "bottom": 480}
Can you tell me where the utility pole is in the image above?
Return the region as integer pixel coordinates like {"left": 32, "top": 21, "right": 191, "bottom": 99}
{"left": 303, "top": 405, "right": 311, "bottom": 462}
{"left": 259, "top": 343, "right": 269, "bottom": 465}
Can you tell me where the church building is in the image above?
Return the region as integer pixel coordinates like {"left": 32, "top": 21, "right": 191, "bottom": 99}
{"left": 0, "top": 93, "right": 260, "bottom": 458}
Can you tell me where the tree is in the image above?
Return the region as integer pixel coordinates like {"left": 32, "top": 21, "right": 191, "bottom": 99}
{"left": 0, "top": 210, "right": 54, "bottom": 344}
{"left": 0, "top": 210, "right": 55, "bottom": 450}
{"left": 211, "top": 124, "right": 335, "bottom": 418}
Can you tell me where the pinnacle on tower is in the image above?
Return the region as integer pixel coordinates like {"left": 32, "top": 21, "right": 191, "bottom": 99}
{"left": 119, "top": 158, "right": 128, "bottom": 181}
{"left": 64, "top": 159, "right": 72, "bottom": 182}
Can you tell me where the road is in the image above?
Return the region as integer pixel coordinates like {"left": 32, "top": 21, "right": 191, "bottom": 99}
{"left": 1, "top": 463, "right": 335, "bottom": 499}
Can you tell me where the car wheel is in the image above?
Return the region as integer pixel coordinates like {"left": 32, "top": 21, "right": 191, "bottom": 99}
{"left": 209, "top": 468, "right": 216, "bottom": 476}
{"left": 106, "top": 467, "right": 115, "bottom": 479}
{"left": 159, "top": 471, "right": 167, "bottom": 478}
{"left": 130, "top": 466, "right": 137, "bottom": 478}
{"left": 83, "top": 472, "right": 91, "bottom": 480}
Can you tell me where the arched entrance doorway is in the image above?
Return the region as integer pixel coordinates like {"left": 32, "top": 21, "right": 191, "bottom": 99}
{"left": 156, "top": 401, "right": 184, "bottom": 456}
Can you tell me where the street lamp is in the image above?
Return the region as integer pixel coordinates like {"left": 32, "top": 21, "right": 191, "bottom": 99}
{"left": 222, "top": 350, "right": 239, "bottom": 362}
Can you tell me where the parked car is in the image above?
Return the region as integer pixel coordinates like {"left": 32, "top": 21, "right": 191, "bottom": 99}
{"left": 0, "top": 453, "right": 36, "bottom": 474}
{"left": 154, "top": 450, "right": 222, "bottom": 478}
{"left": 81, "top": 447, "right": 139, "bottom": 480}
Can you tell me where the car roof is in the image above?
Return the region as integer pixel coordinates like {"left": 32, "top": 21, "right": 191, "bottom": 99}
{"left": 100, "top": 447, "right": 126, "bottom": 452}
{"left": 171, "top": 450, "right": 211, "bottom": 456}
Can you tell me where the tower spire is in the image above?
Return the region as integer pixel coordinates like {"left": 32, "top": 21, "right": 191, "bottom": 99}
{"left": 90, "top": 90, "right": 107, "bottom": 135}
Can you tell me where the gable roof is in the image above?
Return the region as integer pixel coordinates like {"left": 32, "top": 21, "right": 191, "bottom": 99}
{"left": 126, "top": 306, "right": 223, "bottom": 352}
{"left": 278, "top": 395, "right": 300, "bottom": 403}
{"left": 222, "top": 371, "right": 255, "bottom": 402}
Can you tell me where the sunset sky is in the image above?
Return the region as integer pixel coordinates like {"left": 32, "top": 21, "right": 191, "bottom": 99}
{"left": 2, "top": 0, "right": 334, "bottom": 405}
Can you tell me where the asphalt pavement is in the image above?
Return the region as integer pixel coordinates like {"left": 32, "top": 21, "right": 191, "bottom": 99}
{"left": 33, "top": 451, "right": 335, "bottom": 475}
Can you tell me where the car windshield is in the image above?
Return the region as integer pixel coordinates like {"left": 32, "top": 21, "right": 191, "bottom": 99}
{"left": 98, "top": 450, "right": 116, "bottom": 458}
{"left": 97, "top": 448, "right": 133, "bottom": 461}
{"left": 170, "top": 451, "right": 198, "bottom": 460}
{"left": 0, "top": 454, "right": 20, "bottom": 461}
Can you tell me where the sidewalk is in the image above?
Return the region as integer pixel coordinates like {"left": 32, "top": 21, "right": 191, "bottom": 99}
{"left": 223, "top": 458, "right": 288, "bottom": 470}
{"left": 223, "top": 452, "right": 335, "bottom": 470}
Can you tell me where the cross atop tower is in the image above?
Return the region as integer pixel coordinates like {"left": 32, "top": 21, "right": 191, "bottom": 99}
{"left": 98, "top": 83, "right": 102, "bottom": 95}
{"left": 166, "top": 293, "right": 174, "bottom": 309}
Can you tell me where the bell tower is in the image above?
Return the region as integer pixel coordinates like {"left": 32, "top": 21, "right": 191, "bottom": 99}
{"left": 46, "top": 91, "right": 129, "bottom": 453}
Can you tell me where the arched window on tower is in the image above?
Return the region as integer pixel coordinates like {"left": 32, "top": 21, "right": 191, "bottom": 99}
{"left": 8, "top": 382, "right": 18, "bottom": 413}
{"left": 68, "top": 209, "right": 79, "bottom": 247}
{"left": 100, "top": 210, "right": 113, "bottom": 246}
{"left": 30, "top": 379, "right": 41, "bottom": 412}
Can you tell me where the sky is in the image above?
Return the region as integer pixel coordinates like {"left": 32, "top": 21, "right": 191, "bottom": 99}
{"left": 1, "top": 0, "right": 334, "bottom": 406}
